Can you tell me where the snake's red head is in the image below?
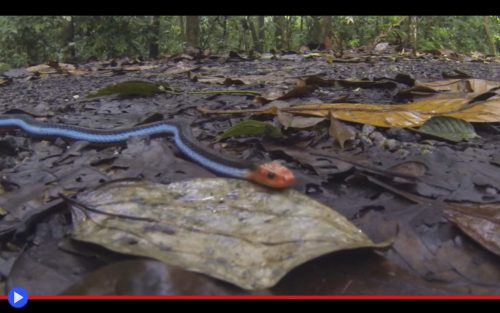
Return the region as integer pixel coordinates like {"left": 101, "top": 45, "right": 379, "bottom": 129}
{"left": 247, "top": 161, "right": 296, "bottom": 188}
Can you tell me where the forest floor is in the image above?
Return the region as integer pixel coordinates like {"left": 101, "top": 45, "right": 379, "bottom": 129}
{"left": 0, "top": 50, "right": 499, "bottom": 295}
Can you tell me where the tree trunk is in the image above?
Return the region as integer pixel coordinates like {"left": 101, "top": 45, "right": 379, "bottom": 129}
{"left": 179, "top": 16, "right": 185, "bottom": 39}
{"left": 257, "top": 16, "right": 265, "bottom": 52}
{"left": 284, "top": 16, "right": 293, "bottom": 50}
{"left": 148, "top": 16, "right": 160, "bottom": 59}
{"left": 408, "top": 16, "right": 418, "bottom": 56}
{"left": 185, "top": 16, "right": 200, "bottom": 48}
{"left": 482, "top": 16, "right": 497, "bottom": 56}
{"left": 247, "top": 17, "right": 260, "bottom": 52}
{"left": 219, "top": 16, "right": 228, "bottom": 52}
{"left": 310, "top": 16, "right": 321, "bottom": 45}
{"left": 273, "top": 16, "right": 285, "bottom": 50}
{"left": 319, "top": 16, "right": 332, "bottom": 49}
{"left": 62, "top": 16, "right": 76, "bottom": 62}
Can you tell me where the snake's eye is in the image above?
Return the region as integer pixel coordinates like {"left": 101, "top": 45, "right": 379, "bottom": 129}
{"left": 267, "top": 171, "right": 276, "bottom": 179}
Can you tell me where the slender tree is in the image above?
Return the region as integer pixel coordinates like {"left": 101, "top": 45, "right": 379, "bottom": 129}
{"left": 62, "top": 16, "right": 75, "bottom": 62}
{"left": 273, "top": 16, "right": 285, "bottom": 50}
{"left": 257, "top": 16, "right": 265, "bottom": 52}
{"left": 482, "top": 16, "right": 497, "bottom": 56}
{"left": 409, "top": 16, "right": 418, "bottom": 56}
{"left": 148, "top": 16, "right": 160, "bottom": 59}
{"left": 186, "top": 16, "right": 200, "bottom": 48}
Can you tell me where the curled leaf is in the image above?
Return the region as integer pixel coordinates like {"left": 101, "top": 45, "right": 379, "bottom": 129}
{"left": 329, "top": 115, "right": 356, "bottom": 148}
{"left": 444, "top": 202, "right": 500, "bottom": 257}
{"left": 277, "top": 111, "right": 325, "bottom": 129}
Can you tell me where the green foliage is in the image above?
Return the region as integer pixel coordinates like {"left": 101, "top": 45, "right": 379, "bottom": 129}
{"left": 418, "top": 16, "right": 497, "bottom": 53}
{"left": 0, "top": 16, "right": 498, "bottom": 68}
{"left": 0, "top": 16, "right": 65, "bottom": 66}
{"left": 73, "top": 16, "right": 149, "bottom": 60}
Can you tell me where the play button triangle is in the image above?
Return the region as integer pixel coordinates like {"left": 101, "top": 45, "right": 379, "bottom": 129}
{"left": 13, "top": 291, "right": 23, "bottom": 303}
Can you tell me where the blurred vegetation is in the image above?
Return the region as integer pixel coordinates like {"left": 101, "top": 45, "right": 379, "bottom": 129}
{"left": 0, "top": 16, "right": 498, "bottom": 69}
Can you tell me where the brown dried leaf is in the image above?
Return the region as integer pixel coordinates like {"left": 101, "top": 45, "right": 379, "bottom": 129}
{"left": 328, "top": 116, "right": 356, "bottom": 149}
{"left": 444, "top": 202, "right": 500, "bottom": 257}
{"left": 277, "top": 111, "right": 325, "bottom": 129}
{"left": 416, "top": 79, "right": 500, "bottom": 95}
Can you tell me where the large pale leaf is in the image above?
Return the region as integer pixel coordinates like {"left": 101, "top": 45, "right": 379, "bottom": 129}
{"left": 70, "top": 179, "right": 383, "bottom": 290}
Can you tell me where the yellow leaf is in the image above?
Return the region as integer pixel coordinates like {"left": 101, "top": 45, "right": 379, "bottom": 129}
{"left": 198, "top": 88, "right": 500, "bottom": 128}
{"left": 282, "top": 98, "right": 500, "bottom": 128}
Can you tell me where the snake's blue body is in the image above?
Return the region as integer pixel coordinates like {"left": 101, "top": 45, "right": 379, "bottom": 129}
{"left": 0, "top": 114, "right": 251, "bottom": 179}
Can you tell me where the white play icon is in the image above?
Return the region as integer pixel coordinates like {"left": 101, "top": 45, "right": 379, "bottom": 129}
{"left": 13, "top": 291, "right": 23, "bottom": 303}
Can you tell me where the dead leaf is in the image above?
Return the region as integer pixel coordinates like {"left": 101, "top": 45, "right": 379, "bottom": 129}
{"left": 0, "top": 78, "right": 11, "bottom": 87}
{"left": 278, "top": 85, "right": 317, "bottom": 100}
{"left": 399, "top": 79, "right": 500, "bottom": 99}
{"left": 26, "top": 64, "right": 57, "bottom": 74}
{"left": 282, "top": 97, "right": 500, "bottom": 128}
{"left": 198, "top": 77, "right": 500, "bottom": 128}
{"left": 444, "top": 202, "right": 500, "bottom": 257}
{"left": 417, "top": 78, "right": 499, "bottom": 95}
{"left": 164, "top": 64, "right": 200, "bottom": 76}
{"left": 70, "top": 179, "right": 384, "bottom": 290}
{"left": 328, "top": 115, "right": 356, "bottom": 149}
{"left": 277, "top": 111, "right": 325, "bottom": 129}
{"left": 123, "top": 65, "right": 159, "bottom": 72}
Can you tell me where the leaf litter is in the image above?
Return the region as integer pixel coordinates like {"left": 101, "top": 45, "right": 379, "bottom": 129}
{"left": 0, "top": 52, "right": 500, "bottom": 294}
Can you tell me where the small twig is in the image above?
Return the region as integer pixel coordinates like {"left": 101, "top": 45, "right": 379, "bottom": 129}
{"left": 59, "top": 193, "right": 158, "bottom": 223}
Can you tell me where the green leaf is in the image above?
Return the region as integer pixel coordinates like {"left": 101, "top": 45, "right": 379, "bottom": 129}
{"left": 217, "top": 120, "right": 284, "bottom": 141}
{"left": 70, "top": 179, "right": 386, "bottom": 290}
{"left": 87, "top": 80, "right": 170, "bottom": 98}
{"left": 415, "top": 116, "right": 478, "bottom": 142}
